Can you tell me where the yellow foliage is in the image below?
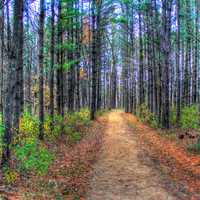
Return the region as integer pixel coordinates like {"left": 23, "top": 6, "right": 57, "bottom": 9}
{"left": 80, "top": 68, "right": 87, "bottom": 80}
{"left": 18, "top": 112, "right": 39, "bottom": 142}
{"left": 4, "top": 169, "right": 18, "bottom": 184}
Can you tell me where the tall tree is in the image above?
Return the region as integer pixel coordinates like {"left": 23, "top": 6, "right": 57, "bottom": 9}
{"left": 176, "top": 0, "right": 181, "bottom": 125}
{"left": 2, "top": 0, "right": 24, "bottom": 165}
{"left": 161, "top": 0, "right": 172, "bottom": 128}
{"left": 91, "top": 0, "right": 97, "bottom": 119}
{"left": 68, "top": 0, "right": 76, "bottom": 112}
{"left": 138, "top": 0, "right": 145, "bottom": 106}
{"left": 49, "top": 0, "right": 55, "bottom": 131}
{"left": 56, "top": 0, "right": 64, "bottom": 117}
{"left": 183, "top": 0, "right": 192, "bottom": 106}
{"left": 96, "top": 0, "right": 103, "bottom": 110}
{"left": 0, "top": 0, "right": 4, "bottom": 117}
{"left": 13, "top": 0, "right": 24, "bottom": 129}
{"left": 193, "top": 0, "right": 199, "bottom": 104}
{"left": 38, "top": 0, "right": 45, "bottom": 140}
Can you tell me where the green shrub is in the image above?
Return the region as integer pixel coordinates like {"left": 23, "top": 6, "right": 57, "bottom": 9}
{"left": 180, "top": 105, "right": 199, "bottom": 130}
{"left": 66, "top": 108, "right": 90, "bottom": 129}
{"left": 68, "top": 132, "right": 82, "bottom": 143}
{"left": 19, "top": 111, "right": 39, "bottom": 138}
{"left": 64, "top": 108, "right": 90, "bottom": 143}
{"left": 64, "top": 126, "right": 82, "bottom": 142}
{"left": 170, "top": 105, "right": 200, "bottom": 130}
{"left": 188, "top": 142, "right": 200, "bottom": 154}
{"left": 44, "top": 114, "right": 63, "bottom": 140}
{"left": 19, "top": 111, "right": 65, "bottom": 141}
{"left": 15, "top": 139, "right": 54, "bottom": 175}
{"left": 65, "top": 108, "right": 90, "bottom": 132}
{"left": 3, "top": 108, "right": 91, "bottom": 176}
{"left": 137, "top": 104, "right": 159, "bottom": 128}
{"left": 78, "top": 108, "right": 91, "bottom": 126}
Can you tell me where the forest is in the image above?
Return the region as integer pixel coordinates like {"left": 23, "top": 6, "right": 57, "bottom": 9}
{"left": 0, "top": 0, "right": 200, "bottom": 199}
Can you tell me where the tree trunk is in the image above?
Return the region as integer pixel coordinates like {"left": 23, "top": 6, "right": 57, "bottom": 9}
{"left": 0, "top": 0, "right": 4, "bottom": 117}
{"left": 138, "top": 0, "right": 145, "bottom": 106}
{"left": 91, "top": 0, "right": 97, "bottom": 119}
{"left": 49, "top": 0, "right": 55, "bottom": 131}
{"left": 13, "top": 0, "right": 24, "bottom": 130}
{"left": 38, "top": 0, "right": 45, "bottom": 140}
{"left": 176, "top": 0, "right": 181, "bottom": 125}
{"left": 161, "top": 0, "right": 172, "bottom": 128}
{"left": 193, "top": 0, "right": 199, "bottom": 104}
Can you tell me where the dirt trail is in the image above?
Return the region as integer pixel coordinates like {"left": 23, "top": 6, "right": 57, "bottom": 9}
{"left": 86, "top": 111, "right": 177, "bottom": 200}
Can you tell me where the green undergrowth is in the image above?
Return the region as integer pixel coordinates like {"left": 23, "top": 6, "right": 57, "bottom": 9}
{"left": 137, "top": 104, "right": 159, "bottom": 128}
{"left": 137, "top": 104, "right": 200, "bottom": 131}
{"left": 187, "top": 142, "right": 200, "bottom": 154}
{"left": 170, "top": 105, "right": 200, "bottom": 153}
{"left": 15, "top": 138, "right": 54, "bottom": 176}
{"left": 0, "top": 108, "right": 92, "bottom": 184}
{"left": 170, "top": 105, "right": 200, "bottom": 131}
{"left": 137, "top": 104, "right": 200, "bottom": 153}
{"left": 96, "top": 109, "right": 109, "bottom": 117}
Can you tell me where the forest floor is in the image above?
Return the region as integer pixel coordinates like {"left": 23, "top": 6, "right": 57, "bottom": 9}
{"left": 86, "top": 111, "right": 200, "bottom": 200}
{"left": 2, "top": 110, "right": 200, "bottom": 200}
{"left": 0, "top": 115, "right": 106, "bottom": 200}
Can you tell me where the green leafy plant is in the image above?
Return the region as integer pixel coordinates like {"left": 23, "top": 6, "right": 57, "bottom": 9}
{"left": 15, "top": 139, "right": 54, "bottom": 175}
{"left": 19, "top": 111, "right": 39, "bottom": 138}
{"left": 68, "top": 132, "right": 81, "bottom": 143}
{"left": 64, "top": 108, "right": 90, "bottom": 143}
{"left": 65, "top": 108, "right": 90, "bottom": 131}
{"left": 137, "top": 104, "right": 159, "bottom": 128}
{"left": 170, "top": 105, "right": 200, "bottom": 130}
{"left": 180, "top": 105, "right": 199, "bottom": 130}
{"left": 188, "top": 142, "right": 200, "bottom": 154}
{"left": 44, "top": 114, "right": 63, "bottom": 140}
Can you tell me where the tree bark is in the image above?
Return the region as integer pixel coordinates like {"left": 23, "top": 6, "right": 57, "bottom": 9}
{"left": 49, "top": 0, "right": 55, "bottom": 131}
{"left": 161, "top": 0, "right": 172, "bottom": 128}
{"left": 176, "top": 0, "right": 181, "bottom": 125}
{"left": 91, "top": 0, "right": 97, "bottom": 119}
{"left": 38, "top": 0, "right": 45, "bottom": 140}
{"left": 13, "top": 0, "right": 24, "bottom": 130}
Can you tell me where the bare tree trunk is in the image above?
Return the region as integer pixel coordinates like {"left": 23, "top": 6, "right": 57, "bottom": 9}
{"left": 67, "top": 0, "right": 75, "bottom": 112}
{"left": 161, "top": 0, "right": 172, "bottom": 128}
{"left": 75, "top": 0, "right": 81, "bottom": 111}
{"left": 193, "top": 0, "right": 199, "bottom": 104}
{"left": 13, "top": 0, "right": 24, "bottom": 130}
{"left": 91, "top": 0, "right": 97, "bottom": 119}
{"left": 2, "top": 0, "right": 23, "bottom": 166}
{"left": 96, "top": 2, "right": 102, "bottom": 110}
{"left": 49, "top": 0, "right": 55, "bottom": 131}
{"left": 138, "top": 0, "right": 145, "bottom": 106}
{"left": 56, "top": 1, "right": 64, "bottom": 117}
{"left": 183, "top": 0, "right": 192, "bottom": 106}
{"left": 176, "top": 0, "right": 181, "bottom": 125}
{"left": 24, "top": 5, "right": 32, "bottom": 113}
{"left": 0, "top": 0, "right": 4, "bottom": 117}
{"left": 38, "top": 0, "right": 45, "bottom": 140}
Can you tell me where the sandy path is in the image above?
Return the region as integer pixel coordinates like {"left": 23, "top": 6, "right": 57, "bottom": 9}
{"left": 86, "top": 111, "right": 177, "bottom": 200}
